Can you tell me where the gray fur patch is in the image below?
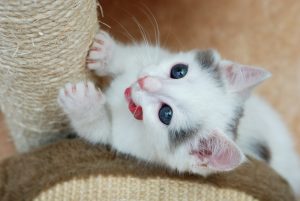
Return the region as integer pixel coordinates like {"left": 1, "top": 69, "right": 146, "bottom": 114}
{"left": 168, "top": 127, "right": 198, "bottom": 148}
{"left": 196, "top": 49, "right": 216, "bottom": 69}
{"left": 253, "top": 141, "right": 272, "bottom": 163}
{"left": 227, "top": 107, "right": 244, "bottom": 140}
{"left": 195, "top": 49, "right": 223, "bottom": 87}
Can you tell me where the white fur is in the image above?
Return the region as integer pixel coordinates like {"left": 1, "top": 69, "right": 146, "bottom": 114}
{"left": 237, "top": 96, "right": 300, "bottom": 195}
{"left": 59, "top": 32, "right": 300, "bottom": 196}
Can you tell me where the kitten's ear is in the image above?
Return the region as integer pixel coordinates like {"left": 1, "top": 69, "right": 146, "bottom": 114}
{"left": 219, "top": 60, "right": 271, "bottom": 93}
{"left": 193, "top": 130, "right": 245, "bottom": 171}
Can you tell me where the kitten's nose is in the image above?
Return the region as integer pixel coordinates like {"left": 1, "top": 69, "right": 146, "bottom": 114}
{"left": 137, "top": 76, "right": 162, "bottom": 92}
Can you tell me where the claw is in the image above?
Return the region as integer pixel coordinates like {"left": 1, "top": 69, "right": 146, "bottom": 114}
{"left": 94, "top": 38, "right": 104, "bottom": 45}
{"left": 72, "top": 84, "right": 76, "bottom": 93}
{"left": 89, "top": 47, "right": 102, "bottom": 51}
{"left": 86, "top": 59, "right": 97, "bottom": 64}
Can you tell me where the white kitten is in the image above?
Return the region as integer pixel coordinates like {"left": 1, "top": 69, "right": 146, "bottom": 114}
{"left": 58, "top": 31, "right": 300, "bottom": 195}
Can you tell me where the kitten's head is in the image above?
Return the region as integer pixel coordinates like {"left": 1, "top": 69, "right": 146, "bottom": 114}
{"left": 125, "top": 49, "right": 271, "bottom": 175}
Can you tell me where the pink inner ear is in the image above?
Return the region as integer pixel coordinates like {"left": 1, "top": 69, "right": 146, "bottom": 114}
{"left": 220, "top": 61, "right": 271, "bottom": 93}
{"left": 191, "top": 130, "right": 245, "bottom": 171}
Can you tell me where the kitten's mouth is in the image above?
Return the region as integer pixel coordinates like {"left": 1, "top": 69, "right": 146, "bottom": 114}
{"left": 124, "top": 87, "right": 143, "bottom": 120}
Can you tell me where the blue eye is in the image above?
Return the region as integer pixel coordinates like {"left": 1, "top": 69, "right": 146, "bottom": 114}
{"left": 159, "top": 104, "right": 173, "bottom": 125}
{"left": 170, "top": 63, "right": 188, "bottom": 79}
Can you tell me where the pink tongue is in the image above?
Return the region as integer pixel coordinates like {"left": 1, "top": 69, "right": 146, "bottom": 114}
{"left": 124, "top": 87, "right": 143, "bottom": 120}
{"left": 124, "top": 87, "right": 132, "bottom": 102}
{"left": 128, "top": 100, "right": 143, "bottom": 120}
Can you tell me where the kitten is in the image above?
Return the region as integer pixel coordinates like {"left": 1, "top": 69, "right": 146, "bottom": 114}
{"left": 58, "top": 31, "right": 300, "bottom": 195}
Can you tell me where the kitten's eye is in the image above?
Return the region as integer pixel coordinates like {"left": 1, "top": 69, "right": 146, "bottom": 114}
{"left": 159, "top": 104, "right": 173, "bottom": 125}
{"left": 170, "top": 63, "right": 188, "bottom": 79}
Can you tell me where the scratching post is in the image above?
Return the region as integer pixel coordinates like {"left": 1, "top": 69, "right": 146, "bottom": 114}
{"left": 0, "top": 0, "right": 99, "bottom": 152}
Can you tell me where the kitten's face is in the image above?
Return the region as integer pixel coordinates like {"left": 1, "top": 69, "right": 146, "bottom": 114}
{"left": 125, "top": 49, "right": 248, "bottom": 174}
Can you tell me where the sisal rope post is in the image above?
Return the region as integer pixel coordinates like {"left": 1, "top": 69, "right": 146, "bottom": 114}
{"left": 0, "top": 0, "right": 99, "bottom": 152}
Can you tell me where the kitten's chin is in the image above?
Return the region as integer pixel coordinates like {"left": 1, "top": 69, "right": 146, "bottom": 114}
{"left": 165, "top": 153, "right": 215, "bottom": 177}
{"left": 171, "top": 159, "right": 216, "bottom": 177}
{"left": 189, "top": 167, "right": 216, "bottom": 177}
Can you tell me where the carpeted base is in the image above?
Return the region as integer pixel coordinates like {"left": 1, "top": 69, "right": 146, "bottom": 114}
{"left": 0, "top": 139, "right": 295, "bottom": 201}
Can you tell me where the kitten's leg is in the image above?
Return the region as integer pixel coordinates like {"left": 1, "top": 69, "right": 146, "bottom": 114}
{"left": 58, "top": 81, "right": 110, "bottom": 144}
{"left": 87, "top": 31, "right": 136, "bottom": 76}
{"left": 87, "top": 31, "right": 115, "bottom": 76}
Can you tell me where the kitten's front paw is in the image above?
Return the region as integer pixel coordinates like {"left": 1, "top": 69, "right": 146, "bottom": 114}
{"left": 58, "top": 81, "right": 105, "bottom": 116}
{"left": 86, "top": 31, "right": 114, "bottom": 75}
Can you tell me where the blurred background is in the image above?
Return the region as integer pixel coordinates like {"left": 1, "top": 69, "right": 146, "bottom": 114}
{"left": 1, "top": 0, "right": 300, "bottom": 159}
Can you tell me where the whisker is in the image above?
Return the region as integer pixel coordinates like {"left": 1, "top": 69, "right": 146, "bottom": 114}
{"left": 168, "top": 31, "right": 184, "bottom": 51}
{"left": 109, "top": 17, "right": 138, "bottom": 44}
{"left": 159, "top": 14, "right": 183, "bottom": 51}
{"left": 136, "top": 4, "right": 161, "bottom": 63}
{"left": 139, "top": 3, "right": 160, "bottom": 48}
{"left": 98, "top": 20, "right": 111, "bottom": 29}
{"left": 110, "top": 4, "right": 153, "bottom": 62}
{"left": 132, "top": 16, "right": 152, "bottom": 62}
{"left": 132, "top": 16, "right": 149, "bottom": 47}
{"left": 97, "top": 1, "right": 104, "bottom": 18}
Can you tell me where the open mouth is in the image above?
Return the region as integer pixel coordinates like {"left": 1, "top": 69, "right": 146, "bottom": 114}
{"left": 124, "top": 87, "right": 143, "bottom": 120}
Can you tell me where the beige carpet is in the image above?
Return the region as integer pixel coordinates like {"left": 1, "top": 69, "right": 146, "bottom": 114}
{"left": 0, "top": 0, "right": 299, "bottom": 158}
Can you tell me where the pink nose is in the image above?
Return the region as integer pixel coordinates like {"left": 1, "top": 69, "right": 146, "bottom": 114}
{"left": 137, "top": 76, "right": 162, "bottom": 92}
{"left": 137, "top": 76, "right": 147, "bottom": 89}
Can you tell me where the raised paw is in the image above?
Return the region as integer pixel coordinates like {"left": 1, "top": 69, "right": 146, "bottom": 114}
{"left": 86, "top": 31, "right": 114, "bottom": 75}
{"left": 58, "top": 81, "right": 105, "bottom": 117}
